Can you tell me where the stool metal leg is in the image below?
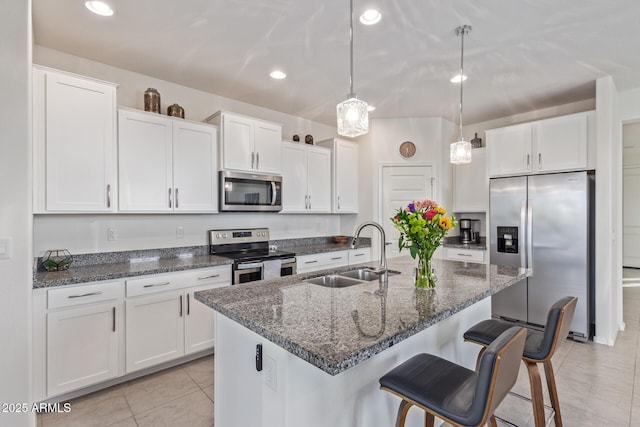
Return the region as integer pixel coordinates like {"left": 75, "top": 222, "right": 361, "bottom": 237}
{"left": 543, "top": 360, "right": 563, "bottom": 427}
{"left": 489, "top": 415, "right": 498, "bottom": 427}
{"left": 395, "top": 400, "right": 412, "bottom": 427}
{"left": 525, "top": 361, "right": 546, "bottom": 427}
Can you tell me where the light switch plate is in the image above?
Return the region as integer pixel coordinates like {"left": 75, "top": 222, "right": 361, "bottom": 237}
{"left": 0, "top": 237, "right": 12, "bottom": 260}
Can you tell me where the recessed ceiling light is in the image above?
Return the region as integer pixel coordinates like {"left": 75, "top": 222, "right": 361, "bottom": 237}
{"left": 367, "top": 105, "right": 376, "bottom": 112}
{"left": 270, "top": 70, "right": 287, "bottom": 80}
{"left": 85, "top": 1, "right": 114, "bottom": 16}
{"left": 450, "top": 74, "right": 467, "bottom": 83}
{"left": 360, "top": 9, "right": 381, "bottom": 25}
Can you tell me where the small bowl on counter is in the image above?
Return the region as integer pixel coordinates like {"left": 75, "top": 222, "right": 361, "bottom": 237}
{"left": 331, "top": 235, "right": 350, "bottom": 244}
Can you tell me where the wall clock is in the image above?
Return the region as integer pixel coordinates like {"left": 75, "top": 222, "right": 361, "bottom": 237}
{"left": 399, "top": 141, "right": 416, "bottom": 158}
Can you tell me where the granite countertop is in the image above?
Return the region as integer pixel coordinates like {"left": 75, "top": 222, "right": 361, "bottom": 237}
{"left": 442, "top": 236, "right": 487, "bottom": 250}
{"left": 194, "top": 256, "right": 530, "bottom": 375}
{"left": 33, "top": 254, "right": 233, "bottom": 288}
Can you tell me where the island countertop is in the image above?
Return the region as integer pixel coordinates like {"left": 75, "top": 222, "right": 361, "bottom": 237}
{"left": 195, "top": 256, "right": 530, "bottom": 375}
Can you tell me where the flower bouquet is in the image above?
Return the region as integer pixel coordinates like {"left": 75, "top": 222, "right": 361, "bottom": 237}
{"left": 391, "top": 199, "right": 456, "bottom": 288}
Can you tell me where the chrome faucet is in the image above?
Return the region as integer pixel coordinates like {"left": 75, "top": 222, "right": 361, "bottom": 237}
{"left": 352, "top": 221, "right": 388, "bottom": 283}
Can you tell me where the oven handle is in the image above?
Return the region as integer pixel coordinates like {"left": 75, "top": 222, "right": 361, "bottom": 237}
{"left": 236, "top": 262, "right": 264, "bottom": 270}
{"left": 280, "top": 258, "right": 296, "bottom": 265}
{"left": 271, "top": 181, "right": 277, "bottom": 206}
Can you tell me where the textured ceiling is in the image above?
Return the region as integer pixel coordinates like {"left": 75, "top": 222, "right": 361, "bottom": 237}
{"left": 33, "top": 0, "right": 640, "bottom": 126}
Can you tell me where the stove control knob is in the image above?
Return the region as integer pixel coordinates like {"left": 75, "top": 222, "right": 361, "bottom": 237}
{"left": 215, "top": 233, "right": 220, "bottom": 239}
{"left": 222, "top": 233, "right": 228, "bottom": 238}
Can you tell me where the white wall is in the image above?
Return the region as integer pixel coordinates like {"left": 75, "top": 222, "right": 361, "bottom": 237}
{"left": 0, "top": 1, "right": 34, "bottom": 426}
{"left": 32, "top": 46, "right": 347, "bottom": 255}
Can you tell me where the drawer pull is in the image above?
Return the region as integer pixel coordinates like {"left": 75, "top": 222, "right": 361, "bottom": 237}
{"left": 198, "top": 274, "right": 220, "bottom": 280}
{"left": 68, "top": 291, "right": 102, "bottom": 299}
{"left": 353, "top": 253, "right": 364, "bottom": 257}
{"left": 143, "top": 282, "right": 171, "bottom": 288}
{"left": 112, "top": 307, "right": 116, "bottom": 332}
{"left": 331, "top": 257, "right": 343, "bottom": 260}
{"left": 179, "top": 295, "right": 183, "bottom": 317}
{"left": 187, "top": 294, "right": 190, "bottom": 315}
{"left": 304, "top": 260, "right": 318, "bottom": 264}
{"left": 457, "top": 253, "right": 472, "bottom": 257}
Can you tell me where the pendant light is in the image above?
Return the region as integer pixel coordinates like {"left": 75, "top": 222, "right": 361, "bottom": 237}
{"left": 337, "top": 0, "right": 369, "bottom": 138}
{"left": 450, "top": 25, "right": 472, "bottom": 164}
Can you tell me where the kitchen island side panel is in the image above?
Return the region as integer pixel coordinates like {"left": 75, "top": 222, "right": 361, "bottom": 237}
{"left": 214, "top": 298, "right": 490, "bottom": 427}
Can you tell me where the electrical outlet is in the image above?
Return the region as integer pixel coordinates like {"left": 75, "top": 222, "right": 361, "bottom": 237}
{"left": 176, "top": 226, "right": 184, "bottom": 239}
{"left": 265, "top": 355, "right": 277, "bottom": 391}
{"left": 107, "top": 228, "right": 118, "bottom": 241}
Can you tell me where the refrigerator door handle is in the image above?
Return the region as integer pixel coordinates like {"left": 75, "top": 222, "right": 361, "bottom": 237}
{"left": 527, "top": 200, "right": 533, "bottom": 271}
{"left": 520, "top": 200, "right": 527, "bottom": 268}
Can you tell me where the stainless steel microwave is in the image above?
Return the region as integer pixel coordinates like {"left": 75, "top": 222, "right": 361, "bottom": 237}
{"left": 219, "top": 171, "right": 282, "bottom": 212}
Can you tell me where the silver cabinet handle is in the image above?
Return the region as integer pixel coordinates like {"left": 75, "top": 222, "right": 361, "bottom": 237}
{"left": 143, "top": 282, "right": 170, "bottom": 288}
{"left": 112, "top": 307, "right": 116, "bottom": 332}
{"left": 179, "top": 294, "right": 183, "bottom": 317}
{"left": 308, "top": 194, "right": 311, "bottom": 209}
{"left": 68, "top": 291, "right": 102, "bottom": 299}
{"left": 331, "top": 256, "right": 343, "bottom": 260}
{"left": 187, "top": 293, "right": 190, "bottom": 316}
{"left": 353, "top": 253, "right": 364, "bottom": 257}
{"left": 198, "top": 274, "right": 220, "bottom": 280}
{"left": 175, "top": 188, "right": 179, "bottom": 209}
{"left": 106, "top": 184, "right": 111, "bottom": 208}
{"left": 526, "top": 154, "right": 530, "bottom": 170}
{"left": 337, "top": 196, "right": 341, "bottom": 210}
{"left": 251, "top": 152, "right": 255, "bottom": 169}
{"left": 256, "top": 152, "right": 260, "bottom": 170}
{"left": 538, "top": 153, "right": 542, "bottom": 170}
{"left": 457, "top": 253, "right": 472, "bottom": 257}
{"left": 304, "top": 194, "right": 308, "bottom": 209}
{"left": 304, "top": 260, "right": 318, "bottom": 264}
{"left": 168, "top": 188, "right": 172, "bottom": 208}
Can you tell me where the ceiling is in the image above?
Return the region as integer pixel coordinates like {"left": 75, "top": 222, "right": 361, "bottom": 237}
{"left": 33, "top": 0, "right": 640, "bottom": 127}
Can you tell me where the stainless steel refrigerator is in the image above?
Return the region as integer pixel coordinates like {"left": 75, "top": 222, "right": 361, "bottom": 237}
{"left": 490, "top": 171, "right": 594, "bottom": 340}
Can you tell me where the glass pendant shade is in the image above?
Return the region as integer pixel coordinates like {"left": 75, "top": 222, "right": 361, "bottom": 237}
{"left": 450, "top": 139, "right": 472, "bottom": 164}
{"left": 337, "top": 97, "right": 369, "bottom": 137}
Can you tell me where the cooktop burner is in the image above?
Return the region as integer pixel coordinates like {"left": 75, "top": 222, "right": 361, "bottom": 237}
{"left": 220, "top": 249, "right": 295, "bottom": 263}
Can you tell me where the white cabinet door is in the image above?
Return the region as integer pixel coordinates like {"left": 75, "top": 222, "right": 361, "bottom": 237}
{"left": 222, "top": 113, "right": 254, "bottom": 171}
{"left": 335, "top": 139, "right": 358, "bottom": 213}
{"left": 281, "top": 142, "right": 308, "bottom": 212}
{"left": 487, "top": 123, "right": 532, "bottom": 177}
{"left": 454, "top": 147, "right": 487, "bottom": 212}
{"left": 47, "top": 301, "right": 121, "bottom": 396}
{"left": 307, "top": 146, "right": 332, "bottom": 213}
{"left": 184, "top": 283, "right": 226, "bottom": 355}
{"left": 254, "top": 121, "right": 282, "bottom": 174}
{"left": 125, "top": 290, "right": 185, "bottom": 372}
{"left": 533, "top": 113, "right": 588, "bottom": 173}
{"left": 173, "top": 121, "right": 218, "bottom": 212}
{"left": 35, "top": 67, "right": 117, "bottom": 212}
{"left": 118, "top": 109, "right": 173, "bottom": 212}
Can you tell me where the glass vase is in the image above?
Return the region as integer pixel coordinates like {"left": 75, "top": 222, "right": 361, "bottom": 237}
{"left": 415, "top": 253, "right": 436, "bottom": 289}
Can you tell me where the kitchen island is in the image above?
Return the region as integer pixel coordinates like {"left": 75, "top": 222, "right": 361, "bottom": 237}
{"left": 195, "top": 256, "right": 530, "bottom": 427}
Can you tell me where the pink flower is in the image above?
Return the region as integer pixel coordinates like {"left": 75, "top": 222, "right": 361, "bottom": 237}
{"left": 424, "top": 210, "right": 437, "bottom": 220}
{"left": 415, "top": 199, "right": 437, "bottom": 209}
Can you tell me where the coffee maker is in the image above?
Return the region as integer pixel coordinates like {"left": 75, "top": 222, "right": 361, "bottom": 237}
{"left": 459, "top": 219, "right": 480, "bottom": 244}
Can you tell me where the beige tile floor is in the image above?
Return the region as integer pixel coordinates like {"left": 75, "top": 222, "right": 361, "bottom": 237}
{"left": 38, "top": 285, "right": 640, "bottom": 427}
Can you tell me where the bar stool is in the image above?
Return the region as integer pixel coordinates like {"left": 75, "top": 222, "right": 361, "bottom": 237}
{"left": 380, "top": 326, "right": 526, "bottom": 427}
{"left": 463, "top": 296, "right": 577, "bottom": 427}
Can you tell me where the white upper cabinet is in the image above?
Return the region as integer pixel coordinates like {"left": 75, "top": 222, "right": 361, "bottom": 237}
{"left": 487, "top": 111, "right": 593, "bottom": 178}
{"left": 33, "top": 66, "right": 118, "bottom": 213}
{"left": 454, "top": 147, "right": 488, "bottom": 212}
{"left": 118, "top": 108, "right": 217, "bottom": 213}
{"left": 317, "top": 138, "right": 359, "bottom": 213}
{"left": 281, "top": 142, "right": 331, "bottom": 213}
{"left": 207, "top": 111, "right": 282, "bottom": 174}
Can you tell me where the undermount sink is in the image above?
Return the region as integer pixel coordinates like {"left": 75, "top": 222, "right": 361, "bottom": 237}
{"left": 338, "top": 268, "right": 401, "bottom": 281}
{"left": 305, "top": 275, "right": 363, "bottom": 288}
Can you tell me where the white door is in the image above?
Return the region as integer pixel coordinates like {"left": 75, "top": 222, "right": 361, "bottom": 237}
{"left": 487, "top": 123, "right": 532, "bottom": 177}
{"left": 624, "top": 167, "right": 640, "bottom": 268}
{"left": 533, "top": 113, "right": 588, "bottom": 173}
{"left": 281, "top": 142, "right": 308, "bottom": 212}
{"left": 254, "top": 121, "right": 282, "bottom": 174}
{"left": 381, "top": 166, "right": 433, "bottom": 258}
{"left": 222, "top": 113, "right": 253, "bottom": 171}
{"left": 307, "top": 146, "right": 332, "bottom": 213}
{"left": 335, "top": 140, "right": 358, "bottom": 213}
{"left": 173, "top": 121, "right": 218, "bottom": 212}
{"left": 184, "top": 284, "right": 219, "bottom": 355}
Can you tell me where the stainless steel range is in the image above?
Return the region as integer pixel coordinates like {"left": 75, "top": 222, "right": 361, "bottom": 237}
{"left": 209, "top": 228, "right": 296, "bottom": 284}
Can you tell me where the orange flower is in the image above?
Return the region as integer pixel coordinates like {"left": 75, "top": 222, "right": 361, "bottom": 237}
{"left": 435, "top": 206, "right": 446, "bottom": 215}
{"left": 439, "top": 216, "right": 453, "bottom": 230}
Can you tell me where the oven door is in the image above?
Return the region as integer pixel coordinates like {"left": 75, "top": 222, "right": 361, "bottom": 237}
{"left": 233, "top": 258, "right": 297, "bottom": 284}
{"left": 220, "top": 171, "right": 282, "bottom": 212}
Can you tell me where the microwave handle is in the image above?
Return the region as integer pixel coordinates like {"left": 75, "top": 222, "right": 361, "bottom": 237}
{"left": 271, "top": 181, "right": 277, "bottom": 205}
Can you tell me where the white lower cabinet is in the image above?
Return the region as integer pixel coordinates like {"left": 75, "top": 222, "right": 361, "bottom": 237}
{"left": 45, "top": 281, "right": 124, "bottom": 397}
{"left": 125, "top": 266, "right": 231, "bottom": 373}
{"left": 445, "top": 247, "right": 485, "bottom": 264}
{"left": 296, "top": 248, "right": 373, "bottom": 274}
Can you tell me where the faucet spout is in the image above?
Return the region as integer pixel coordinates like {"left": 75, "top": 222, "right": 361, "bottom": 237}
{"left": 352, "top": 221, "right": 388, "bottom": 283}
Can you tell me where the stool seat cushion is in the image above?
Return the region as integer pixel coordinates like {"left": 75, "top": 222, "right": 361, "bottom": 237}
{"left": 380, "top": 353, "right": 480, "bottom": 425}
{"left": 464, "top": 319, "right": 549, "bottom": 360}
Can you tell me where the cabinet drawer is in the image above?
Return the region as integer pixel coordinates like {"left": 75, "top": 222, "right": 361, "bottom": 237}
{"left": 349, "top": 248, "right": 371, "bottom": 264}
{"left": 126, "top": 272, "right": 184, "bottom": 297}
{"left": 446, "top": 248, "right": 485, "bottom": 263}
{"left": 48, "top": 281, "right": 123, "bottom": 309}
{"left": 297, "top": 250, "right": 349, "bottom": 273}
{"left": 172, "top": 266, "right": 231, "bottom": 287}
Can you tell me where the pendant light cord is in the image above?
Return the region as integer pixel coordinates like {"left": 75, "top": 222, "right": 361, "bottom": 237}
{"left": 457, "top": 25, "right": 471, "bottom": 142}
{"left": 349, "top": 0, "right": 355, "bottom": 98}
